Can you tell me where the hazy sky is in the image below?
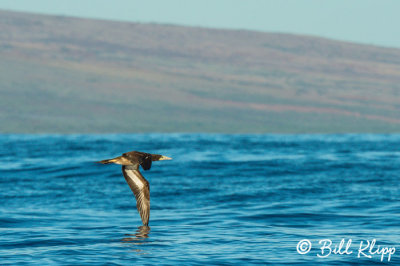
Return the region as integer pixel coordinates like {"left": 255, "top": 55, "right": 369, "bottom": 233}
{"left": 1, "top": 0, "right": 399, "bottom": 48}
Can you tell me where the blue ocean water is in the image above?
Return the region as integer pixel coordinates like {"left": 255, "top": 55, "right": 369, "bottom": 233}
{"left": 1, "top": 134, "right": 399, "bottom": 265}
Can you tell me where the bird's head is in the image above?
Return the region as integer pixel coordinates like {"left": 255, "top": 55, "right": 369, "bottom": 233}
{"left": 140, "top": 153, "right": 172, "bottom": 171}
{"left": 151, "top": 154, "right": 173, "bottom": 161}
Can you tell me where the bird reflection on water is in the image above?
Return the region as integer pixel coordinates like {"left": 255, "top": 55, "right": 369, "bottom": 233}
{"left": 121, "top": 226, "right": 151, "bottom": 254}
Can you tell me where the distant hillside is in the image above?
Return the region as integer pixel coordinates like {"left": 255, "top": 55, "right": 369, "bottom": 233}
{"left": 1, "top": 9, "right": 400, "bottom": 133}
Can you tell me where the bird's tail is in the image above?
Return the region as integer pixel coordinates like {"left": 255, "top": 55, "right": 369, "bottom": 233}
{"left": 96, "top": 158, "right": 116, "bottom": 164}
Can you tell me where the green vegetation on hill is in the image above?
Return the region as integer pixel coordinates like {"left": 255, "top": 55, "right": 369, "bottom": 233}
{"left": 1, "top": 10, "right": 400, "bottom": 133}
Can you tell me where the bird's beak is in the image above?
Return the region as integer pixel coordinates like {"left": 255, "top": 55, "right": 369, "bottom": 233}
{"left": 159, "top": 155, "right": 172, "bottom": 160}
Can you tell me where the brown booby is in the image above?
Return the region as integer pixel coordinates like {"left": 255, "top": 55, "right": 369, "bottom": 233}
{"left": 97, "top": 151, "right": 172, "bottom": 226}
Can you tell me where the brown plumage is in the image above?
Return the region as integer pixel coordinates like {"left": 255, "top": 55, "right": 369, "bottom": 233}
{"left": 97, "top": 151, "right": 172, "bottom": 226}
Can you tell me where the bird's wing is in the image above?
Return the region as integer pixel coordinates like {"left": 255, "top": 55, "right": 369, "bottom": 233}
{"left": 122, "top": 166, "right": 150, "bottom": 226}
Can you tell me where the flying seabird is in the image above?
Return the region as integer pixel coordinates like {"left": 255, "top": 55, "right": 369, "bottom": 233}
{"left": 97, "top": 151, "right": 172, "bottom": 226}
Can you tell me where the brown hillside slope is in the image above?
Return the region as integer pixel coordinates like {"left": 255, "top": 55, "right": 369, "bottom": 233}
{"left": 0, "top": 10, "right": 400, "bottom": 133}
